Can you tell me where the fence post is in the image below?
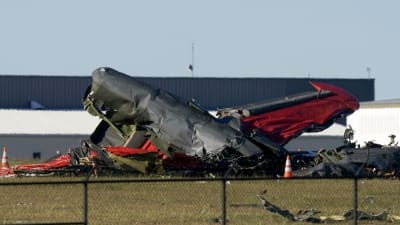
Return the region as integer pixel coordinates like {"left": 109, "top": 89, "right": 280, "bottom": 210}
{"left": 221, "top": 176, "right": 227, "bottom": 225}
{"left": 83, "top": 168, "right": 93, "bottom": 225}
{"left": 353, "top": 147, "right": 368, "bottom": 225}
{"left": 353, "top": 176, "right": 358, "bottom": 225}
{"left": 83, "top": 179, "right": 88, "bottom": 225}
{"left": 221, "top": 165, "right": 234, "bottom": 225}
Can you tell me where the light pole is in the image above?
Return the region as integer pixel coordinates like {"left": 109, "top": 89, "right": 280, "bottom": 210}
{"left": 188, "top": 42, "right": 195, "bottom": 77}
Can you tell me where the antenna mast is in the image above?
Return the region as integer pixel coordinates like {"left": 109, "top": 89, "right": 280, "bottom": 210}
{"left": 191, "top": 42, "right": 195, "bottom": 77}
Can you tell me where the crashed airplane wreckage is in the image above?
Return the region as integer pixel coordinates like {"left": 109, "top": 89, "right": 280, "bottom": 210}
{"left": 12, "top": 67, "right": 359, "bottom": 177}
{"left": 293, "top": 136, "right": 400, "bottom": 178}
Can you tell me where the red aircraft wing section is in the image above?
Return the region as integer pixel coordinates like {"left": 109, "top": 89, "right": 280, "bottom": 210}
{"left": 240, "top": 82, "right": 359, "bottom": 145}
{"left": 12, "top": 154, "right": 71, "bottom": 171}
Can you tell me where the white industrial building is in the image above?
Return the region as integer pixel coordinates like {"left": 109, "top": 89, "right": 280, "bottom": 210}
{"left": 1, "top": 110, "right": 100, "bottom": 135}
{"left": 347, "top": 99, "right": 400, "bottom": 147}
{"left": 0, "top": 110, "right": 100, "bottom": 159}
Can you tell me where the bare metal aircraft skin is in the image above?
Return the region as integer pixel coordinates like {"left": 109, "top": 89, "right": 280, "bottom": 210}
{"left": 79, "top": 67, "right": 359, "bottom": 175}
{"left": 87, "top": 67, "right": 263, "bottom": 158}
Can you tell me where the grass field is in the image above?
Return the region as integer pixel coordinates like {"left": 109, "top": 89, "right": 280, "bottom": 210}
{"left": 1, "top": 177, "right": 399, "bottom": 225}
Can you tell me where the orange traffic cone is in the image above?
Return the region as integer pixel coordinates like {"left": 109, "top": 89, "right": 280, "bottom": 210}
{"left": 1, "top": 147, "right": 14, "bottom": 177}
{"left": 1, "top": 147, "right": 10, "bottom": 169}
{"left": 283, "top": 155, "right": 293, "bottom": 178}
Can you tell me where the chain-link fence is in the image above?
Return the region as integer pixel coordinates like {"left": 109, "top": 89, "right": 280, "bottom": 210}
{"left": 1, "top": 176, "right": 399, "bottom": 225}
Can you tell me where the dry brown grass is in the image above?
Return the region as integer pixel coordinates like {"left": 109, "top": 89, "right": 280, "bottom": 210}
{"left": 0, "top": 177, "right": 399, "bottom": 225}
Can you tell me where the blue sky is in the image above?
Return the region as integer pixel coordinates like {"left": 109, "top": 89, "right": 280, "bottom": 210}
{"left": 1, "top": 1, "right": 399, "bottom": 100}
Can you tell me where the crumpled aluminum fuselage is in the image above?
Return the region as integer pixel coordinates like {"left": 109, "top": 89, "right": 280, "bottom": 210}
{"left": 87, "top": 67, "right": 265, "bottom": 158}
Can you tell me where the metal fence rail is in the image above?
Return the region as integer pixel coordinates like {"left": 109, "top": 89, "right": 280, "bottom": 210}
{"left": 1, "top": 176, "right": 399, "bottom": 225}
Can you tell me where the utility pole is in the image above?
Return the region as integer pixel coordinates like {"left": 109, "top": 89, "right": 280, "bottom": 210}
{"left": 188, "top": 42, "right": 195, "bottom": 77}
{"left": 366, "top": 67, "right": 371, "bottom": 79}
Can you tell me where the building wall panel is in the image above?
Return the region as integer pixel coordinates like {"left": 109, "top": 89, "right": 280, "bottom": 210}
{"left": 0, "top": 75, "right": 374, "bottom": 110}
